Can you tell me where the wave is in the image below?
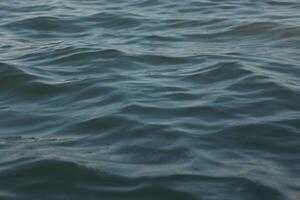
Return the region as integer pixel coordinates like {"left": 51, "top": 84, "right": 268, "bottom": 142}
{"left": 0, "top": 158, "right": 286, "bottom": 200}
{"left": 3, "top": 16, "right": 85, "bottom": 33}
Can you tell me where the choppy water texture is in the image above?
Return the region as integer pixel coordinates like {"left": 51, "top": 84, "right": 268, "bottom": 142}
{"left": 1, "top": 0, "right": 300, "bottom": 199}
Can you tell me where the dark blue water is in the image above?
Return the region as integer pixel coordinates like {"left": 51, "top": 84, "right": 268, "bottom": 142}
{"left": 1, "top": 0, "right": 300, "bottom": 199}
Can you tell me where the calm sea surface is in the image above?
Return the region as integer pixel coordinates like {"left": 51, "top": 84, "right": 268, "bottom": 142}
{"left": 1, "top": 0, "right": 300, "bottom": 199}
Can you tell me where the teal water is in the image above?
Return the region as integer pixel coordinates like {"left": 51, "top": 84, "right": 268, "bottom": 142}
{"left": 1, "top": 0, "right": 300, "bottom": 199}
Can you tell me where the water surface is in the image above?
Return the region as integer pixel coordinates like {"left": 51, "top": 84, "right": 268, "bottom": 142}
{"left": 1, "top": 0, "right": 300, "bottom": 199}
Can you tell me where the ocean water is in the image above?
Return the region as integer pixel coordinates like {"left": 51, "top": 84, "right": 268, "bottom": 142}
{"left": 0, "top": 0, "right": 300, "bottom": 199}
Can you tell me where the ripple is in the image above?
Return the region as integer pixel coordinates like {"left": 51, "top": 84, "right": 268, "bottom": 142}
{"left": 85, "top": 12, "right": 142, "bottom": 29}
{"left": 45, "top": 49, "right": 126, "bottom": 66}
